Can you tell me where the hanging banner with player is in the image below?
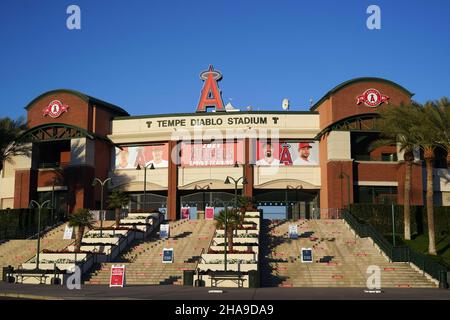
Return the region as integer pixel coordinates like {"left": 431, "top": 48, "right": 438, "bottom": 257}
{"left": 255, "top": 140, "right": 319, "bottom": 166}
{"left": 114, "top": 143, "right": 169, "bottom": 169}
{"left": 181, "top": 207, "right": 190, "bottom": 220}
{"left": 205, "top": 207, "right": 215, "bottom": 220}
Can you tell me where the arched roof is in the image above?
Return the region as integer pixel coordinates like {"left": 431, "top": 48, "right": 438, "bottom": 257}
{"left": 24, "top": 89, "right": 129, "bottom": 116}
{"left": 310, "top": 77, "right": 414, "bottom": 111}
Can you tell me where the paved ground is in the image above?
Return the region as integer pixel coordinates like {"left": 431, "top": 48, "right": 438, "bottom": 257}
{"left": 0, "top": 283, "right": 449, "bottom": 300}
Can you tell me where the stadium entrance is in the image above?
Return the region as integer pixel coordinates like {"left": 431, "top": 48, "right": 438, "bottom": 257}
{"left": 254, "top": 189, "right": 319, "bottom": 220}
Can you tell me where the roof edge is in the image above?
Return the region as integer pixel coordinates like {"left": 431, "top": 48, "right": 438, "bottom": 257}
{"left": 310, "top": 77, "right": 415, "bottom": 111}
{"left": 24, "top": 89, "right": 129, "bottom": 116}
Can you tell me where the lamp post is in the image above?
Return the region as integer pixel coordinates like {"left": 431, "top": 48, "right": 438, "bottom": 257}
{"left": 287, "top": 185, "right": 303, "bottom": 220}
{"left": 29, "top": 200, "right": 51, "bottom": 270}
{"left": 136, "top": 163, "right": 155, "bottom": 212}
{"left": 92, "top": 177, "right": 112, "bottom": 237}
{"left": 338, "top": 172, "right": 351, "bottom": 209}
{"left": 194, "top": 184, "right": 211, "bottom": 212}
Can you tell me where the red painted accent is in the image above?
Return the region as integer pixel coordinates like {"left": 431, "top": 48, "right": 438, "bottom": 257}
{"left": 396, "top": 284, "right": 411, "bottom": 288}
{"left": 332, "top": 275, "right": 344, "bottom": 280}
{"left": 384, "top": 268, "right": 396, "bottom": 271}
{"left": 196, "top": 65, "right": 225, "bottom": 112}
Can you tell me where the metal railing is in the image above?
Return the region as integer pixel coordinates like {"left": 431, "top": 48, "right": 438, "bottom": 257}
{"left": 343, "top": 210, "right": 448, "bottom": 288}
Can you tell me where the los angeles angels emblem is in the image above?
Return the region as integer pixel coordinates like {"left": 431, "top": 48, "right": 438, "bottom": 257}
{"left": 43, "top": 100, "right": 69, "bottom": 118}
{"left": 356, "top": 89, "right": 389, "bottom": 107}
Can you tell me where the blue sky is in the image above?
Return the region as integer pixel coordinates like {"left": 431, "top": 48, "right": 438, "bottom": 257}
{"left": 1, "top": 0, "right": 449, "bottom": 118}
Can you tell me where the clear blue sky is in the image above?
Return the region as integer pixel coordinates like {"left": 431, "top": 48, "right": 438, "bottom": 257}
{"left": 1, "top": 0, "right": 449, "bottom": 118}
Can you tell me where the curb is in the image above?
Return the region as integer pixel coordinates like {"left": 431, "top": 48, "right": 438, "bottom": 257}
{"left": 0, "top": 293, "right": 63, "bottom": 300}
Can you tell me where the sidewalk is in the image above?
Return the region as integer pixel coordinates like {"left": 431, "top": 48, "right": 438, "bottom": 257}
{"left": 0, "top": 283, "right": 449, "bottom": 300}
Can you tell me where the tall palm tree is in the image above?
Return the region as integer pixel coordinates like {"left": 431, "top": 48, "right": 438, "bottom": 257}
{"left": 68, "top": 208, "right": 95, "bottom": 252}
{"left": 423, "top": 97, "right": 450, "bottom": 164}
{"left": 215, "top": 208, "right": 241, "bottom": 251}
{"left": 107, "top": 189, "right": 130, "bottom": 228}
{"left": 413, "top": 102, "right": 443, "bottom": 255}
{"left": 0, "top": 117, "right": 31, "bottom": 172}
{"left": 372, "top": 104, "right": 421, "bottom": 240}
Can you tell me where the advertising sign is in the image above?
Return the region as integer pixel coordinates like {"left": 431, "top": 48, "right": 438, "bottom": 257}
{"left": 288, "top": 224, "right": 298, "bottom": 239}
{"left": 181, "top": 207, "right": 190, "bottom": 220}
{"left": 301, "top": 248, "right": 313, "bottom": 263}
{"left": 160, "top": 224, "right": 170, "bottom": 239}
{"left": 109, "top": 265, "right": 126, "bottom": 287}
{"left": 256, "top": 140, "right": 319, "bottom": 166}
{"left": 63, "top": 224, "right": 74, "bottom": 240}
{"left": 205, "top": 207, "right": 215, "bottom": 220}
{"left": 181, "top": 141, "right": 244, "bottom": 167}
{"left": 115, "top": 144, "right": 169, "bottom": 169}
{"left": 162, "top": 248, "right": 174, "bottom": 263}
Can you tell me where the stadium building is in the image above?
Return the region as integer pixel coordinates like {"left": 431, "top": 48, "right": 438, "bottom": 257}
{"left": 1, "top": 66, "right": 449, "bottom": 221}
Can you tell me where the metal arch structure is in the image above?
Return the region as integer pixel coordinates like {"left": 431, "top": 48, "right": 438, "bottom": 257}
{"left": 315, "top": 113, "right": 381, "bottom": 140}
{"left": 19, "top": 123, "right": 101, "bottom": 143}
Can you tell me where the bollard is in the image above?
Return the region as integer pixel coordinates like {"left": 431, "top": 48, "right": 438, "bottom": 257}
{"left": 438, "top": 270, "right": 448, "bottom": 289}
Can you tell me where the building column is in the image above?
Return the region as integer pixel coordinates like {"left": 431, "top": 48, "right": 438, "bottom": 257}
{"left": 167, "top": 140, "right": 178, "bottom": 221}
{"left": 243, "top": 138, "right": 254, "bottom": 197}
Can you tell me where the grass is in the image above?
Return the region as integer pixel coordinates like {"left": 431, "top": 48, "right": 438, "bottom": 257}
{"left": 385, "top": 233, "right": 450, "bottom": 268}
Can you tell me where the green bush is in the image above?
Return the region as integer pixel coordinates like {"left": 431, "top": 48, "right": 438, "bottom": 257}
{"left": 0, "top": 208, "right": 55, "bottom": 239}
{"left": 349, "top": 204, "right": 450, "bottom": 237}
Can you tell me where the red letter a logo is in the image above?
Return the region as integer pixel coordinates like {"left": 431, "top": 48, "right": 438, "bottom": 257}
{"left": 196, "top": 65, "right": 225, "bottom": 112}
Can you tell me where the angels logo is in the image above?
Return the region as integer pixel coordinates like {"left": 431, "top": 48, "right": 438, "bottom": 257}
{"left": 43, "top": 100, "right": 69, "bottom": 118}
{"left": 279, "top": 143, "right": 293, "bottom": 165}
{"left": 356, "top": 89, "right": 389, "bottom": 107}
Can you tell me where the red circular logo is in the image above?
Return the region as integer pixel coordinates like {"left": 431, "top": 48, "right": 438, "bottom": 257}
{"left": 356, "top": 88, "right": 389, "bottom": 108}
{"left": 43, "top": 100, "right": 69, "bottom": 118}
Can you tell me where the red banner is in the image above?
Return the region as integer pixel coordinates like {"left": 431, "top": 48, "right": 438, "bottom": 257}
{"left": 205, "top": 207, "right": 215, "bottom": 220}
{"left": 109, "top": 265, "right": 125, "bottom": 287}
{"left": 181, "top": 141, "right": 244, "bottom": 166}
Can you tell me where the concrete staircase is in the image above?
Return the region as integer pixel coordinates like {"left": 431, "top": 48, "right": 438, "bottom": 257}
{"left": 0, "top": 223, "right": 73, "bottom": 269}
{"left": 260, "top": 219, "right": 437, "bottom": 288}
{"left": 85, "top": 219, "right": 216, "bottom": 285}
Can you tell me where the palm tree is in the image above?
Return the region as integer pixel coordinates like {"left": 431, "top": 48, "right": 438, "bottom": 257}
{"left": 372, "top": 104, "right": 421, "bottom": 240}
{"left": 68, "top": 208, "right": 95, "bottom": 252}
{"left": 215, "top": 208, "right": 241, "bottom": 251}
{"left": 0, "top": 117, "right": 31, "bottom": 172}
{"left": 107, "top": 189, "right": 130, "bottom": 228}
{"left": 413, "top": 102, "right": 444, "bottom": 255}
{"left": 423, "top": 97, "right": 450, "bottom": 164}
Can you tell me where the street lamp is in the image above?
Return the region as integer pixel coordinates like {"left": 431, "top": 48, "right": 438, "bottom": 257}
{"left": 92, "top": 177, "right": 112, "bottom": 237}
{"left": 29, "top": 200, "right": 51, "bottom": 270}
{"left": 286, "top": 185, "right": 303, "bottom": 220}
{"left": 194, "top": 184, "right": 211, "bottom": 211}
{"left": 224, "top": 175, "right": 247, "bottom": 209}
{"left": 136, "top": 163, "right": 155, "bottom": 211}
{"left": 338, "top": 172, "right": 351, "bottom": 209}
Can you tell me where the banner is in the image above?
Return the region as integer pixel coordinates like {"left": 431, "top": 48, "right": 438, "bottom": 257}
{"left": 205, "top": 207, "right": 215, "bottom": 220}
{"left": 109, "top": 265, "right": 126, "bottom": 287}
{"left": 162, "top": 248, "right": 174, "bottom": 263}
{"left": 181, "top": 207, "right": 190, "bottom": 220}
{"left": 288, "top": 224, "right": 298, "bottom": 239}
{"left": 115, "top": 144, "right": 169, "bottom": 169}
{"left": 160, "top": 224, "right": 170, "bottom": 239}
{"left": 63, "top": 225, "right": 74, "bottom": 240}
{"left": 181, "top": 141, "right": 244, "bottom": 166}
{"left": 256, "top": 140, "right": 319, "bottom": 166}
{"left": 301, "top": 248, "right": 313, "bottom": 263}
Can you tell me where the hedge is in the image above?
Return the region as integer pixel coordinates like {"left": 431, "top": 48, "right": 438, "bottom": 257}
{"left": 0, "top": 208, "right": 61, "bottom": 239}
{"left": 349, "top": 204, "right": 450, "bottom": 237}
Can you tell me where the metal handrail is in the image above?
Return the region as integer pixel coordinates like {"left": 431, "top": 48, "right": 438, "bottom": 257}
{"left": 343, "top": 210, "right": 448, "bottom": 288}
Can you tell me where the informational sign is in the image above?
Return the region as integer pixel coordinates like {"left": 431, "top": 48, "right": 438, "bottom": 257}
{"left": 181, "top": 207, "right": 190, "bottom": 220}
{"left": 114, "top": 143, "right": 169, "bottom": 169}
{"left": 205, "top": 207, "right": 215, "bottom": 220}
{"left": 181, "top": 141, "right": 244, "bottom": 167}
{"left": 288, "top": 224, "right": 298, "bottom": 239}
{"left": 160, "top": 224, "right": 170, "bottom": 239}
{"left": 162, "top": 248, "right": 174, "bottom": 264}
{"left": 256, "top": 140, "right": 319, "bottom": 166}
{"left": 63, "top": 225, "right": 74, "bottom": 240}
{"left": 109, "top": 265, "right": 126, "bottom": 287}
{"left": 301, "top": 248, "right": 313, "bottom": 263}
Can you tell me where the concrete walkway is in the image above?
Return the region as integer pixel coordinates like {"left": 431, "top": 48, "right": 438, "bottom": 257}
{"left": 0, "top": 283, "right": 449, "bottom": 300}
